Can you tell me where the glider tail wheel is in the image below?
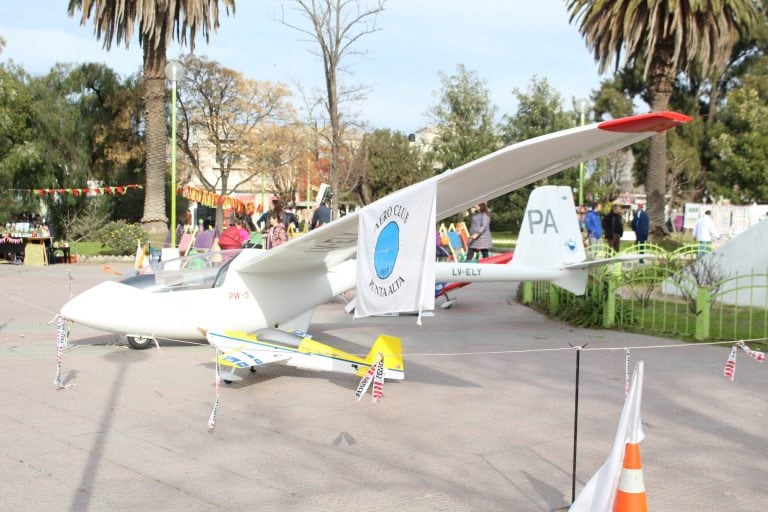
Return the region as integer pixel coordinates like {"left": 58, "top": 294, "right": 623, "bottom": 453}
{"left": 126, "top": 335, "right": 155, "bottom": 350}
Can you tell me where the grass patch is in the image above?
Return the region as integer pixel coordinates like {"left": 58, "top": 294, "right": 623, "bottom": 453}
{"left": 68, "top": 241, "right": 109, "bottom": 256}
{"left": 616, "top": 296, "right": 768, "bottom": 350}
{"left": 492, "top": 231, "right": 517, "bottom": 250}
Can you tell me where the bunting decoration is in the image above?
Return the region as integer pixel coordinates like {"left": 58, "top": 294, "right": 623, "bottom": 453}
{"left": 1, "top": 235, "right": 23, "bottom": 244}
{"left": 724, "top": 345, "right": 737, "bottom": 381}
{"left": 624, "top": 349, "right": 631, "bottom": 399}
{"left": 372, "top": 355, "right": 385, "bottom": 402}
{"left": 53, "top": 316, "right": 70, "bottom": 389}
{"left": 355, "top": 353, "right": 383, "bottom": 401}
{"left": 28, "top": 184, "right": 143, "bottom": 196}
{"left": 723, "top": 341, "right": 766, "bottom": 381}
{"left": 180, "top": 186, "right": 249, "bottom": 214}
{"left": 208, "top": 348, "right": 222, "bottom": 431}
{"left": 739, "top": 342, "right": 766, "bottom": 363}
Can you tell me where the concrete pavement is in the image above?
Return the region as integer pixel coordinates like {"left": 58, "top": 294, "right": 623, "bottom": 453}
{"left": 0, "top": 261, "right": 766, "bottom": 511}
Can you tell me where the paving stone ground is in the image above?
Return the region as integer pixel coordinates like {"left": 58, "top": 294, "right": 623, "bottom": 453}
{"left": 0, "top": 261, "right": 766, "bottom": 511}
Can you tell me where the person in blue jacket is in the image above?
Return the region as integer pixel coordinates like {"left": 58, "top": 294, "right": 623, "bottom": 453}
{"left": 585, "top": 202, "right": 602, "bottom": 247}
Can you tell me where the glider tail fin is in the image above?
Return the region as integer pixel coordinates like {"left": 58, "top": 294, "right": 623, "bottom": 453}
{"left": 365, "top": 335, "right": 405, "bottom": 380}
{"left": 513, "top": 185, "right": 588, "bottom": 295}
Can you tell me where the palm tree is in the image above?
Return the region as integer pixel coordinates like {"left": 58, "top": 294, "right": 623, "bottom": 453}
{"left": 567, "top": 0, "right": 757, "bottom": 238}
{"left": 68, "top": 0, "right": 235, "bottom": 241}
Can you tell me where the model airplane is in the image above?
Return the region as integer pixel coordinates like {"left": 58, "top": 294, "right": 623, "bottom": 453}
{"left": 59, "top": 112, "right": 691, "bottom": 348}
{"left": 204, "top": 327, "right": 404, "bottom": 385}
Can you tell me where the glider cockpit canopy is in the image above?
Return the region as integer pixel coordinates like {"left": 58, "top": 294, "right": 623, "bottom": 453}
{"left": 119, "top": 249, "right": 246, "bottom": 293}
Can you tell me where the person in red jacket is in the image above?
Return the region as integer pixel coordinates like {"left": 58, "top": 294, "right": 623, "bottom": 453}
{"left": 218, "top": 220, "right": 248, "bottom": 250}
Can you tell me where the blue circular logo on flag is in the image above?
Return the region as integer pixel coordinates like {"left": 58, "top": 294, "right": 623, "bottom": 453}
{"left": 374, "top": 221, "right": 399, "bottom": 279}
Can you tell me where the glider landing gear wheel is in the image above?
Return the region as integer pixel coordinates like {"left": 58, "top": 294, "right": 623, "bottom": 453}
{"left": 249, "top": 366, "right": 257, "bottom": 373}
{"left": 126, "top": 335, "right": 154, "bottom": 350}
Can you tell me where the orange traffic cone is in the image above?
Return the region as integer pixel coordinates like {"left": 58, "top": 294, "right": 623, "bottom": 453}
{"left": 613, "top": 442, "right": 648, "bottom": 512}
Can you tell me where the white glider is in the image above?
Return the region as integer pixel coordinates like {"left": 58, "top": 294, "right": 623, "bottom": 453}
{"left": 60, "top": 112, "right": 690, "bottom": 348}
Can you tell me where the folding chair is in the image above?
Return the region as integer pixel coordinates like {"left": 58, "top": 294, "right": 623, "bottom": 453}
{"left": 447, "top": 231, "right": 467, "bottom": 262}
{"left": 191, "top": 230, "right": 216, "bottom": 252}
{"left": 177, "top": 232, "right": 194, "bottom": 256}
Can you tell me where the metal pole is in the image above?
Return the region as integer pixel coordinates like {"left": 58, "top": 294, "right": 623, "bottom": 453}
{"left": 570, "top": 343, "right": 587, "bottom": 503}
{"left": 170, "top": 79, "right": 178, "bottom": 248}
{"left": 307, "top": 156, "right": 311, "bottom": 206}
{"left": 578, "top": 109, "right": 585, "bottom": 208}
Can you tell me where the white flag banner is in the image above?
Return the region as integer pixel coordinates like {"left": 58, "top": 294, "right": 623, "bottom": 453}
{"left": 355, "top": 180, "right": 436, "bottom": 319}
{"left": 569, "top": 361, "right": 645, "bottom": 512}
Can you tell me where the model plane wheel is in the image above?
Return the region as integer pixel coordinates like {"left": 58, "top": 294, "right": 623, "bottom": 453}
{"left": 126, "top": 335, "right": 153, "bottom": 350}
{"left": 249, "top": 366, "right": 256, "bottom": 373}
{"left": 222, "top": 373, "right": 242, "bottom": 385}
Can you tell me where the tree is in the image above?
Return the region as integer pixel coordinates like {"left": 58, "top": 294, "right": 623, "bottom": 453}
{"left": 282, "top": 0, "right": 385, "bottom": 214}
{"left": 257, "top": 123, "right": 314, "bottom": 205}
{"left": 175, "top": 55, "right": 294, "bottom": 227}
{"left": 0, "top": 64, "right": 43, "bottom": 221}
{"left": 428, "top": 64, "right": 499, "bottom": 174}
{"left": 494, "top": 76, "right": 573, "bottom": 230}
{"left": 354, "top": 129, "right": 430, "bottom": 203}
{"left": 709, "top": 86, "right": 768, "bottom": 203}
{"left": 26, "top": 64, "right": 140, "bottom": 236}
{"left": 567, "top": 0, "right": 758, "bottom": 238}
{"left": 68, "top": 0, "right": 236, "bottom": 241}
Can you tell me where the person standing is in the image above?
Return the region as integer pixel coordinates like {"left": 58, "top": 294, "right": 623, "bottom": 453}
{"left": 693, "top": 209, "right": 719, "bottom": 256}
{"left": 466, "top": 203, "right": 492, "bottom": 261}
{"left": 602, "top": 204, "right": 624, "bottom": 252}
{"left": 311, "top": 199, "right": 331, "bottom": 229}
{"left": 585, "top": 202, "right": 602, "bottom": 247}
{"left": 266, "top": 211, "right": 288, "bottom": 249}
{"left": 631, "top": 203, "right": 650, "bottom": 262}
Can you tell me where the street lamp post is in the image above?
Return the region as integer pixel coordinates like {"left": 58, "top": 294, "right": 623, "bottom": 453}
{"left": 576, "top": 98, "right": 590, "bottom": 208}
{"left": 165, "top": 61, "right": 185, "bottom": 248}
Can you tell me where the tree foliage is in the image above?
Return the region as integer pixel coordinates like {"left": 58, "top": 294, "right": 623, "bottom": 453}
{"left": 0, "top": 62, "right": 145, "bottom": 236}
{"left": 493, "top": 77, "right": 575, "bottom": 230}
{"left": 176, "top": 55, "right": 295, "bottom": 227}
{"left": 355, "top": 129, "right": 430, "bottom": 203}
{"left": 0, "top": 64, "right": 42, "bottom": 215}
{"left": 708, "top": 86, "right": 768, "bottom": 204}
{"left": 428, "top": 64, "right": 499, "bottom": 174}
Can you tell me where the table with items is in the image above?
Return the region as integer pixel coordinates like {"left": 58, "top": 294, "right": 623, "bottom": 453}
{"left": 0, "top": 235, "right": 55, "bottom": 265}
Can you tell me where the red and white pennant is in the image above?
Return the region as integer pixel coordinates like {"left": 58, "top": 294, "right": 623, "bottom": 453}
{"left": 355, "top": 353, "right": 384, "bottom": 402}
{"left": 724, "top": 345, "right": 737, "bottom": 381}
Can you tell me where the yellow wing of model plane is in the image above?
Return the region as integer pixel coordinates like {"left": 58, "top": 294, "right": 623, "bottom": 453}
{"left": 208, "top": 328, "right": 404, "bottom": 381}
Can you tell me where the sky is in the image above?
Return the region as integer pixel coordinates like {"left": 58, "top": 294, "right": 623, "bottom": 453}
{"left": 0, "top": 0, "right": 608, "bottom": 135}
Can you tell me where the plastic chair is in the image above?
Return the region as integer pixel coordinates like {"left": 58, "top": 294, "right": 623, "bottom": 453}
{"left": 244, "top": 231, "right": 264, "bottom": 249}
{"left": 193, "top": 230, "right": 216, "bottom": 251}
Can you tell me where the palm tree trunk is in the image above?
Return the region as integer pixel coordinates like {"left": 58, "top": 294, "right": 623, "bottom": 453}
{"left": 646, "top": 44, "right": 675, "bottom": 240}
{"left": 141, "top": 42, "right": 168, "bottom": 243}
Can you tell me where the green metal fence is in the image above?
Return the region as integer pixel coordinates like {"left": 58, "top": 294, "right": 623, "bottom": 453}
{"left": 522, "top": 244, "right": 768, "bottom": 348}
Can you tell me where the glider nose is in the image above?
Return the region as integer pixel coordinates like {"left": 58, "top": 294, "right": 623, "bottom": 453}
{"left": 59, "top": 281, "right": 137, "bottom": 333}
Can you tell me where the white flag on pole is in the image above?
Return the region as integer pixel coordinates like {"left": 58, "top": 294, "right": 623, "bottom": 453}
{"left": 569, "top": 361, "right": 645, "bottom": 512}
{"left": 355, "top": 180, "right": 436, "bottom": 319}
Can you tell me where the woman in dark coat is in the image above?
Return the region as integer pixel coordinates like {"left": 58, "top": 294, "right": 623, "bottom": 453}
{"left": 467, "top": 203, "right": 492, "bottom": 261}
